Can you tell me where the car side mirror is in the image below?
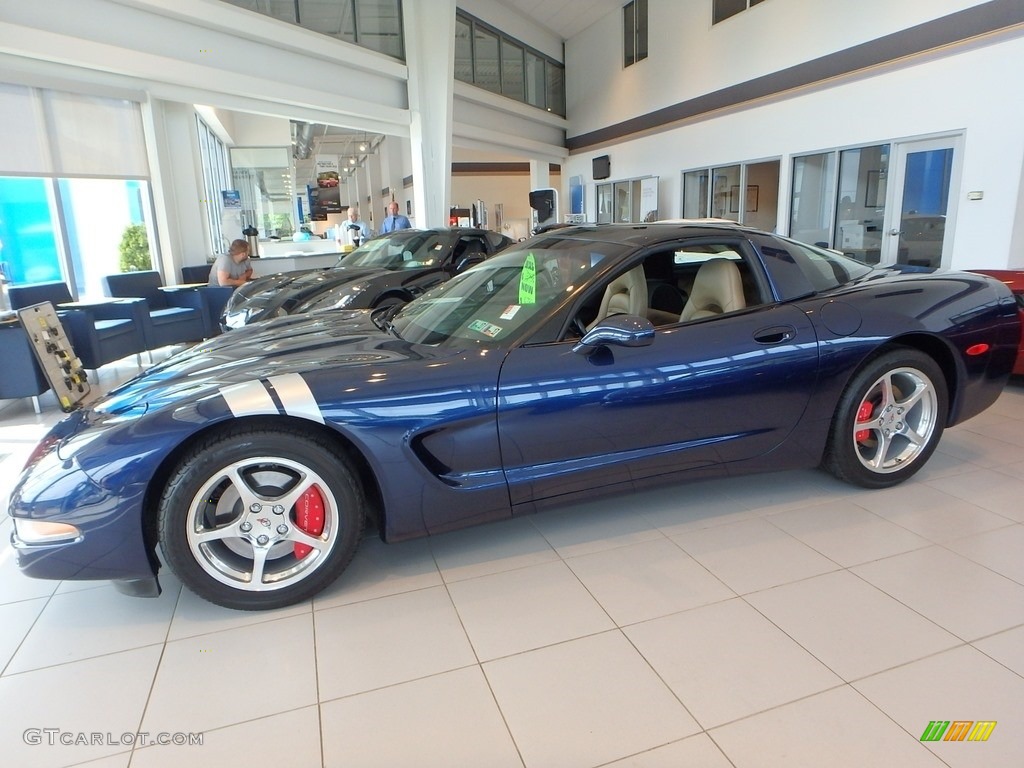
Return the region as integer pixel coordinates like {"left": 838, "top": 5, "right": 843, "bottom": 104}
{"left": 572, "top": 315, "right": 655, "bottom": 355}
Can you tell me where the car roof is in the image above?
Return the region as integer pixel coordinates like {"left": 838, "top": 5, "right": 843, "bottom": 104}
{"left": 533, "top": 219, "right": 762, "bottom": 246}
{"left": 395, "top": 227, "right": 496, "bottom": 237}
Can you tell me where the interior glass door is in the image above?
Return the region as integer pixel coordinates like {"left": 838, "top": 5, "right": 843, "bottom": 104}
{"left": 881, "top": 137, "right": 957, "bottom": 269}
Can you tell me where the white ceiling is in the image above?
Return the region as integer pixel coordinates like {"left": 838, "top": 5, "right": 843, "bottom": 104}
{"left": 497, "top": 0, "right": 623, "bottom": 40}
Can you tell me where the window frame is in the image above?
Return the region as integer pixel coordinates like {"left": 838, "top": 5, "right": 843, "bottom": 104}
{"left": 454, "top": 10, "right": 566, "bottom": 116}
{"left": 623, "top": 0, "right": 649, "bottom": 67}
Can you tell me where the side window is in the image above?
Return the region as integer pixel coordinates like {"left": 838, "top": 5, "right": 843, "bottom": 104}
{"left": 567, "top": 242, "right": 766, "bottom": 337}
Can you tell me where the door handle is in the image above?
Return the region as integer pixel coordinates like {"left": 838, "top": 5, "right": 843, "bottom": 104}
{"left": 888, "top": 229, "right": 903, "bottom": 236}
{"left": 753, "top": 325, "right": 795, "bottom": 345}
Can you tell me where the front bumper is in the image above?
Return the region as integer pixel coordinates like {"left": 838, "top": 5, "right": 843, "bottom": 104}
{"left": 8, "top": 445, "right": 158, "bottom": 588}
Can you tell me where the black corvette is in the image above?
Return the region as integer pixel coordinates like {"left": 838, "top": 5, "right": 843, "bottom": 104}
{"left": 222, "top": 227, "right": 513, "bottom": 330}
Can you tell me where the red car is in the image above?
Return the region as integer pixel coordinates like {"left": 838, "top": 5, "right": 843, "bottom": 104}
{"left": 973, "top": 270, "right": 1024, "bottom": 374}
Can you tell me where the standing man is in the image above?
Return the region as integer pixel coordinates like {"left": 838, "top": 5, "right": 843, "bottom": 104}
{"left": 379, "top": 201, "right": 412, "bottom": 234}
{"left": 343, "top": 206, "right": 371, "bottom": 247}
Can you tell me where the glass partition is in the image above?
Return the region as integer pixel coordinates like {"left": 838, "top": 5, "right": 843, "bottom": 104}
{"left": 229, "top": 147, "right": 295, "bottom": 240}
{"left": 790, "top": 152, "right": 836, "bottom": 247}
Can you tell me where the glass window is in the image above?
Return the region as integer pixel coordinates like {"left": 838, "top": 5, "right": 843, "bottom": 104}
{"left": 596, "top": 183, "right": 613, "bottom": 224}
{"left": 713, "top": 0, "right": 763, "bottom": 24}
{"left": 196, "top": 114, "right": 232, "bottom": 253}
{"left": 295, "top": 0, "right": 355, "bottom": 42}
{"left": 59, "top": 178, "right": 156, "bottom": 300}
{"left": 473, "top": 27, "right": 501, "bottom": 94}
{"left": 502, "top": 40, "right": 525, "bottom": 101}
{"left": 545, "top": 59, "right": 564, "bottom": 115}
{"left": 525, "top": 51, "right": 546, "bottom": 109}
{"left": 743, "top": 159, "right": 779, "bottom": 230}
{"left": 455, "top": 17, "right": 473, "bottom": 84}
{"left": 772, "top": 236, "right": 872, "bottom": 292}
{"left": 220, "top": 0, "right": 404, "bottom": 60}
{"left": 711, "top": 165, "right": 741, "bottom": 220}
{"left": 0, "top": 84, "right": 158, "bottom": 297}
{"left": 230, "top": 147, "right": 295, "bottom": 244}
{"left": 0, "top": 177, "right": 62, "bottom": 285}
{"left": 222, "top": 0, "right": 296, "bottom": 23}
{"left": 355, "top": 0, "right": 403, "bottom": 59}
{"left": 624, "top": 2, "right": 635, "bottom": 66}
{"left": 682, "top": 170, "right": 709, "bottom": 218}
{"left": 635, "top": 0, "right": 648, "bottom": 61}
{"left": 790, "top": 153, "right": 836, "bottom": 247}
{"left": 624, "top": 0, "right": 648, "bottom": 67}
{"left": 455, "top": 11, "right": 565, "bottom": 116}
{"left": 836, "top": 144, "right": 889, "bottom": 263}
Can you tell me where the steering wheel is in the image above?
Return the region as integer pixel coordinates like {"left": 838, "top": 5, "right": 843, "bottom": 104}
{"left": 569, "top": 315, "right": 588, "bottom": 339}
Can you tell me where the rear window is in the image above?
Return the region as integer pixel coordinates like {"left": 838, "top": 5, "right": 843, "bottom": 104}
{"left": 771, "top": 237, "right": 873, "bottom": 292}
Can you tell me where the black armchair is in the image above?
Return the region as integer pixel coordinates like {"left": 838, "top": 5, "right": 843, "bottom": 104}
{"left": 8, "top": 281, "right": 147, "bottom": 372}
{"left": 0, "top": 317, "right": 51, "bottom": 413}
{"left": 103, "top": 271, "right": 207, "bottom": 352}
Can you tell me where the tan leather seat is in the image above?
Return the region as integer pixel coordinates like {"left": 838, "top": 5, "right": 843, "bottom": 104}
{"left": 679, "top": 258, "right": 746, "bottom": 322}
{"left": 587, "top": 265, "right": 648, "bottom": 330}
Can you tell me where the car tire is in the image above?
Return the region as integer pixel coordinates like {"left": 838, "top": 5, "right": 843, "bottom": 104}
{"left": 822, "top": 348, "right": 947, "bottom": 489}
{"left": 158, "top": 424, "right": 364, "bottom": 610}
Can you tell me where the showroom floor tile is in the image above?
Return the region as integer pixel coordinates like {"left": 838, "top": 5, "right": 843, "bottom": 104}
{"left": 1, "top": 366, "right": 1022, "bottom": 767}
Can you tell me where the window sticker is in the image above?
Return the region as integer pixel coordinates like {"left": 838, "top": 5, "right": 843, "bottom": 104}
{"left": 519, "top": 253, "right": 537, "bottom": 304}
{"left": 499, "top": 305, "right": 522, "bottom": 320}
{"left": 467, "top": 319, "right": 503, "bottom": 337}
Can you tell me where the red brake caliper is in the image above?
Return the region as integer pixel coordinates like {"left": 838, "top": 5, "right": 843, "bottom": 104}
{"left": 294, "top": 486, "right": 325, "bottom": 559}
{"left": 855, "top": 401, "right": 874, "bottom": 443}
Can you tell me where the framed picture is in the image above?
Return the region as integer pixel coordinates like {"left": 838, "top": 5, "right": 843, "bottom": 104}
{"left": 729, "top": 185, "right": 759, "bottom": 213}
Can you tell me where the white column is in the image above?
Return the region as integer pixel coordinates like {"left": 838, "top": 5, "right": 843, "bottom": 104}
{"left": 403, "top": 0, "right": 456, "bottom": 228}
{"left": 142, "top": 99, "right": 210, "bottom": 278}
{"left": 530, "top": 159, "right": 550, "bottom": 192}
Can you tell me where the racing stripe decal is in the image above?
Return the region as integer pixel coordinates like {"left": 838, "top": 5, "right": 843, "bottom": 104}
{"left": 269, "top": 373, "right": 325, "bottom": 424}
{"left": 220, "top": 380, "right": 277, "bottom": 418}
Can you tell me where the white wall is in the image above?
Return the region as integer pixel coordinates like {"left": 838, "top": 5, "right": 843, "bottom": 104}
{"left": 566, "top": 32, "right": 1024, "bottom": 269}
{"left": 567, "top": 0, "right": 994, "bottom": 136}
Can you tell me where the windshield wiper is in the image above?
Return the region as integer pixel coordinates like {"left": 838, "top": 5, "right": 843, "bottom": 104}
{"left": 371, "top": 306, "right": 403, "bottom": 339}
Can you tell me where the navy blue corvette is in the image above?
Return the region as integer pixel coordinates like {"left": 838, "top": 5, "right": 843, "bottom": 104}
{"left": 9, "top": 222, "right": 1021, "bottom": 609}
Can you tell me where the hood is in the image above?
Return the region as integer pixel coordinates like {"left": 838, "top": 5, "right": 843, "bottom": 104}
{"left": 96, "top": 310, "right": 456, "bottom": 416}
{"left": 232, "top": 265, "right": 388, "bottom": 306}
{"left": 224, "top": 265, "right": 394, "bottom": 327}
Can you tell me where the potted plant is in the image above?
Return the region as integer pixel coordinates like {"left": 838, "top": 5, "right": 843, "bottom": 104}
{"left": 118, "top": 223, "right": 152, "bottom": 272}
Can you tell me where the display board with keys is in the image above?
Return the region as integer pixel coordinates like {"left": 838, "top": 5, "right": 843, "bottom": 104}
{"left": 17, "top": 301, "right": 91, "bottom": 412}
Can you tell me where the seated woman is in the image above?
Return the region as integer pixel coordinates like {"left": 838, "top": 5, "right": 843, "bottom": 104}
{"left": 209, "top": 239, "right": 254, "bottom": 287}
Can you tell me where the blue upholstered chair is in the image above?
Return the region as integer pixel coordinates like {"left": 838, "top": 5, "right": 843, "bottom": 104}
{"left": 102, "top": 271, "right": 207, "bottom": 352}
{"left": 0, "top": 317, "right": 51, "bottom": 413}
{"left": 8, "top": 281, "right": 147, "bottom": 373}
{"left": 197, "top": 285, "right": 234, "bottom": 337}
{"left": 180, "top": 264, "right": 212, "bottom": 284}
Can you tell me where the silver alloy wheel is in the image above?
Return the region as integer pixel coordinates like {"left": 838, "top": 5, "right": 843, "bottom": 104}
{"left": 185, "top": 456, "right": 338, "bottom": 591}
{"left": 852, "top": 366, "right": 939, "bottom": 474}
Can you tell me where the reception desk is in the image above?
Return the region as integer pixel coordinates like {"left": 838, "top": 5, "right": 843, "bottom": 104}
{"left": 253, "top": 240, "right": 346, "bottom": 274}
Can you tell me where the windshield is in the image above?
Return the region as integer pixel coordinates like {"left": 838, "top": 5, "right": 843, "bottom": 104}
{"left": 390, "top": 239, "right": 630, "bottom": 346}
{"left": 338, "top": 231, "right": 449, "bottom": 270}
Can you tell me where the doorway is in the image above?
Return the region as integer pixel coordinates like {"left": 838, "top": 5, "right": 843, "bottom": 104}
{"left": 881, "top": 137, "right": 959, "bottom": 269}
